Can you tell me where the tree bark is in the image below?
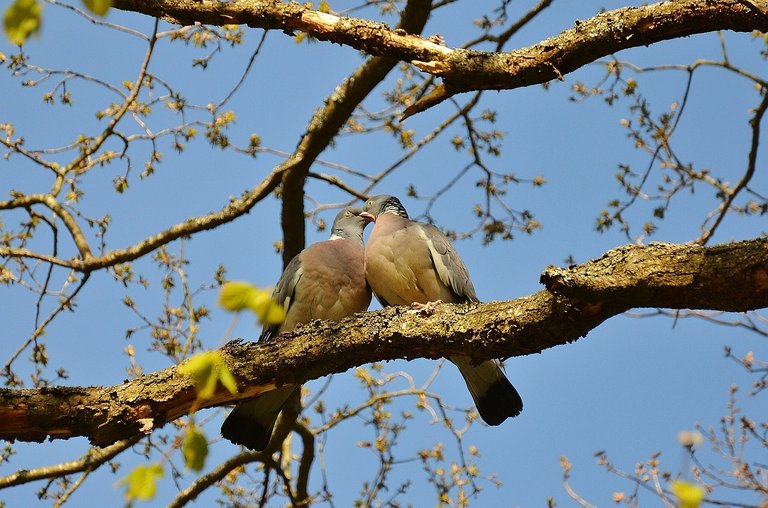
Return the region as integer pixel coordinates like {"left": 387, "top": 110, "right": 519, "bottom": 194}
{"left": 0, "top": 238, "right": 766, "bottom": 446}
{"left": 110, "top": 0, "right": 768, "bottom": 114}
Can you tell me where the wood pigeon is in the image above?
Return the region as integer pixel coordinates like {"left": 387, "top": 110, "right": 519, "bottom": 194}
{"left": 361, "top": 194, "right": 523, "bottom": 425}
{"left": 221, "top": 206, "right": 373, "bottom": 451}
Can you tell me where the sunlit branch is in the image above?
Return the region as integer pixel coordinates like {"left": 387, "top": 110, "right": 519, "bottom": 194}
{"left": 0, "top": 247, "right": 71, "bottom": 269}
{"left": 2, "top": 237, "right": 765, "bottom": 445}
{"left": 167, "top": 450, "right": 267, "bottom": 508}
{"left": 0, "top": 435, "right": 140, "bottom": 489}
{"left": 109, "top": 0, "right": 768, "bottom": 116}
{"left": 71, "top": 165, "right": 285, "bottom": 271}
{"left": 0, "top": 194, "right": 93, "bottom": 262}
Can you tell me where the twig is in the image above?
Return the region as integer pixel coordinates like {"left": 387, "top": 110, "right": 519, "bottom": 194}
{"left": 699, "top": 90, "right": 768, "bottom": 244}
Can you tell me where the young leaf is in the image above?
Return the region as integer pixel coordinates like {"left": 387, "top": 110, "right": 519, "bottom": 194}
{"left": 218, "top": 280, "right": 285, "bottom": 326}
{"left": 259, "top": 298, "right": 286, "bottom": 326}
{"left": 669, "top": 480, "right": 704, "bottom": 508}
{"left": 217, "top": 360, "right": 238, "bottom": 394}
{"left": 182, "top": 426, "right": 208, "bottom": 472}
{"left": 82, "top": 0, "right": 111, "bottom": 16}
{"left": 4, "top": 0, "right": 42, "bottom": 46}
{"left": 119, "top": 463, "right": 164, "bottom": 501}
{"left": 247, "top": 288, "right": 286, "bottom": 326}
{"left": 179, "top": 350, "right": 238, "bottom": 399}
{"left": 218, "top": 281, "right": 260, "bottom": 312}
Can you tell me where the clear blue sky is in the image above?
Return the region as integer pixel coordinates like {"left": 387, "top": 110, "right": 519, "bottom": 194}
{"left": 1, "top": 1, "right": 766, "bottom": 506}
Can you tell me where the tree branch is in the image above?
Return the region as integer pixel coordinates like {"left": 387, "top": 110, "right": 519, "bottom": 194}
{"left": 0, "top": 436, "right": 141, "bottom": 489}
{"left": 167, "top": 450, "right": 267, "bottom": 507}
{"left": 278, "top": 0, "right": 432, "bottom": 265}
{"left": 1, "top": 238, "right": 766, "bottom": 446}
{"left": 698, "top": 90, "right": 768, "bottom": 245}
{"left": 110, "top": 0, "right": 768, "bottom": 115}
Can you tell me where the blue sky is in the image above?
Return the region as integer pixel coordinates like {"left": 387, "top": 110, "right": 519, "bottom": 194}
{"left": 1, "top": 1, "right": 766, "bottom": 506}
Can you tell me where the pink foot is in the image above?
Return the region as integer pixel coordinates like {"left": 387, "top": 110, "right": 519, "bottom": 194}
{"left": 409, "top": 300, "right": 443, "bottom": 315}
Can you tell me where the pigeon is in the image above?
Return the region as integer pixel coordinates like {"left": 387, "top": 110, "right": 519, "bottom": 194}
{"left": 361, "top": 194, "right": 523, "bottom": 425}
{"left": 221, "top": 206, "right": 373, "bottom": 450}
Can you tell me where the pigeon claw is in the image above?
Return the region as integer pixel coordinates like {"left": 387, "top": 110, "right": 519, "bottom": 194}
{"left": 409, "top": 300, "right": 443, "bottom": 316}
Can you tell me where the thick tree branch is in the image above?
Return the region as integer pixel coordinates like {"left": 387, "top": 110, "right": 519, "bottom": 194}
{"left": 110, "top": 0, "right": 768, "bottom": 115}
{"left": 0, "top": 238, "right": 766, "bottom": 446}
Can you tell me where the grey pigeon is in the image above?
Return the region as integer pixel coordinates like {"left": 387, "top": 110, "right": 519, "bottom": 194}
{"left": 361, "top": 194, "right": 523, "bottom": 425}
{"left": 221, "top": 206, "right": 373, "bottom": 450}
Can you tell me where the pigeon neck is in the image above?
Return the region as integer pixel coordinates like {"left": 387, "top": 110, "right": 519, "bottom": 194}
{"left": 381, "top": 201, "right": 409, "bottom": 219}
{"left": 330, "top": 228, "right": 364, "bottom": 244}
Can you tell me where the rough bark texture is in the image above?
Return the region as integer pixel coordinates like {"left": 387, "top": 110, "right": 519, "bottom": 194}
{"left": 1, "top": 238, "right": 766, "bottom": 446}
{"left": 110, "top": 0, "right": 768, "bottom": 114}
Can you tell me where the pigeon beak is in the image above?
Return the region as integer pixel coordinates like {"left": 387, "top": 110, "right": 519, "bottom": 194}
{"left": 360, "top": 211, "right": 375, "bottom": 223}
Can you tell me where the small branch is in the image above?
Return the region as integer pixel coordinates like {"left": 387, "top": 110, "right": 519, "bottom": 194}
{"left": 0, "top": 247, "right": 72, "bottom": 269}
{"left": 465, "top": 0, "right": 555, "bottom": 49}
{"left": 0, "top": 194, "right": 91, "bottom": 262}
{"left": 62, "top": 20, "right": 159, "bottom": 180}
{"left": 293, "top": 421, "right": 315, "bottom": 505}
{"left": 698, "top": 90, "right": 768, "bottom": 244}
{"left": 78, "top": 166, "right": 286, "bottom": 271}
{"left": 0, "top": 435, "right": 140, "bottom": 489}
{"left": 167, "top": 450, "right": 268, "bottom": 508}
{"left": 0, "top": 238, "right": 766, "bottom": 446}
{"left": 307, "top": 172, "right": 368, "bottom": 200}
{"left": 3, "top": 272, "right": 91, "bottom": 375}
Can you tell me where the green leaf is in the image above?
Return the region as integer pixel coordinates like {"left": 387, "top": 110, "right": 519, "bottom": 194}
{"left": 119, "top": 463, "right": 164, "bottom": 501}
{"left": 248, "top": 288, "right": 286, "bottom": 326}
{"left": 4, "top": 0, "right": 42, "bottom": 46}
{"left": 218, "top": 281, "right": 261, "bottom": 312}
{"left": 82, "top": 0, "right": 111, "bottom": 16}
{"left": 182, "top": 426, "right": 208, "bottom": 471}
{"left": 217, "top": 360, "right": 238, "bottom": 394}
{"left": 218, "top": 281, "right": 285, "bottom": 327}
{"left": 179, "top": 350, "right": 238, "bottom": 399}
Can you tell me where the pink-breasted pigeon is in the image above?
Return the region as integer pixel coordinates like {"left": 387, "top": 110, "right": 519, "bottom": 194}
{"left": 361, "top": 195, "right": 523, "bottom": 425}
{"left": 221, "top": 206, "right": 373, "bottom": 450}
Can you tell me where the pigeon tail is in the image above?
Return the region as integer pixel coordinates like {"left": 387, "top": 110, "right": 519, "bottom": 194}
{"left": 221, "top": 385, "right": 298, "bottom": 451}
{"left": 451, "top": 356, "right": 523, "bottom": 425}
